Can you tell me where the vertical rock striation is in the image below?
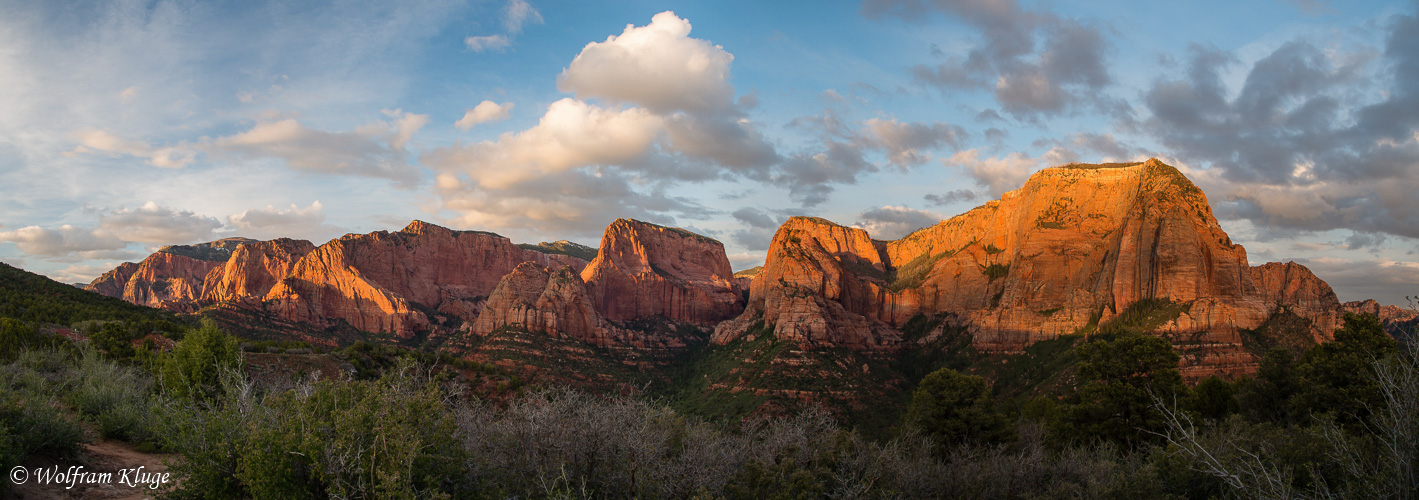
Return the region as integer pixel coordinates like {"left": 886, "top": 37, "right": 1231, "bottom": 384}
{"left": 580, "top": 219, "right": 743, "bottom": 325}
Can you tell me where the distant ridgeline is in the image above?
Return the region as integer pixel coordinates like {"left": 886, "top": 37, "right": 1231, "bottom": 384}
{"left": 51, "top": 159, "right": 1413, "bottom": 426}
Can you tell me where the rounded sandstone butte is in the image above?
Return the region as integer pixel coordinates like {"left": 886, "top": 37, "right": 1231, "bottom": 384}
{"left": 1248, "top": 262, "right": 1340, "bottom": 312}
{"left": 581, "top": 218, "right": 744, "bottom": 325}
{"left": 715, "top": 216, "right": 901, "bottom": 351}
{"left": 473, "top": 262, "right": 611, "bottom": 345}
{"left": 263, "top": 220, "right": 589, "bottom": 338}
{"left": 202, "top": 238, "right": 317, "bottom": 305}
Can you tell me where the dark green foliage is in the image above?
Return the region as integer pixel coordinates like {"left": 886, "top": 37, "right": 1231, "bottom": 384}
{"left": 1094, "top": 298, "right": 1188, "bottom": 337}
{"left": 1057, "top": 332, "right": 1183, "bottom": 447}
{"left": 1237, "top": 347, "right": 1301, "bottom": 425}
{"left": 1240, "top": 306, "right": 1318, "bottom": 358}
{"left": 0, "top": 350, "right": 89, "bottom": 460}
{"left": 1293, "top": 312, "right": 1398, "bottom": 429}
{"left": 982, "top": 262, "right": 1009, "bottom": 282}
{"left": 1185, "top": 376, "right": 1239, "bottom": 421}
{"left": 0, "top": 262, "right": 188, "bottom": 333}
{"left": 160, "top": 319, "right": 243, "bottom": 400}
{"left": 906, "top": 368, "right": 1013, "bottom": 448}
{"left": 887, "top": 251, "right": 950, "bottom": 291}
{"left": 0, "top": 318, "right": 50, "bottom": 360}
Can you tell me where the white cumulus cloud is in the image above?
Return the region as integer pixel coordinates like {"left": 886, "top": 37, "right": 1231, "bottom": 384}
{"left": 98, "top": 201, "right": 222, "bottom": 244}
{"left": 558, "top": 11, "right": 735, "bottom": 114}
{"left": 455, "top": 101, "right": 515, "bottom": 130}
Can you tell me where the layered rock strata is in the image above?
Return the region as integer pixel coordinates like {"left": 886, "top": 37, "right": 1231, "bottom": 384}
{"left": 716, "top": 159, "right": 1346, "bottom": 369}
{"left": 580, "top": 219, "right": 743, "bottom": 325}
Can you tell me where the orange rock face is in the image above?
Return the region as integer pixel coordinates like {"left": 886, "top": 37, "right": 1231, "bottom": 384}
{"left": 202, "top": 238, "right": 317, "bottom": 306}
{"left": 718, "top": 159, "right": 1345, "bottom": 368}
{"left": 581, "top": 219, "right": 744, "bottom": 325}
{"left": 110, "top": 253, "right": 224, "bottom": 312}
{"left": 264, "top": 221, "right": 587, "bottom": 337}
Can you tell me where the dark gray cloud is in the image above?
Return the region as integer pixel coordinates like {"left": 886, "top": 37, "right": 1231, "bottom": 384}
{"left": 730, "top": 207, "right": 787, "bottom": 250}
{"left": 924, "top": 189, "right": 978, "bottom": 206}
{"left": 1032, "top": 133, "right": 1136, "bottom": 160}
{"left": 1142, "top": 11, "right": 1419, "bottom": 240}
{"left": 775, "top": 110, "right": 968, "bottom": 205}
{"left": 865, "top": 0, "right": 1114, "bottom": 119}
{"left": 852, "top": 205, "right": 943, "bottom": 239}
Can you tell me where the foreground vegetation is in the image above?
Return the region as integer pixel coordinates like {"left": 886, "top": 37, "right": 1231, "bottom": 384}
{"left": 0, "top": 311, "right": 1414, "bottom": 498}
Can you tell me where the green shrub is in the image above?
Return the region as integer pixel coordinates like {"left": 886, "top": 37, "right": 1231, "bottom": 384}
{"left": 159, "top": 319, "right": 242, "bottom": 400}
{"left": 906, "top": 368, "right": 1014, "bottom": 449}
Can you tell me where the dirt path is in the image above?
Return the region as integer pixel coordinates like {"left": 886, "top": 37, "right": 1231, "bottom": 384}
{"left": 5, "top": 440, "right": 174, "bottom": 500}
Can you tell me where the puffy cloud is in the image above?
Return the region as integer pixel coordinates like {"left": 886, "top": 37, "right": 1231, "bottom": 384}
{"left": 465, "top": 34, "right": 510, "bottom": 52}
{"left": 558, "top": 11, "right": 735, "bottom": 114}
{"left": 455, "top": 101, "right": 514, "bottom": 130}
{"left": 98, "top": 201, "right": 222, "bottom": 244}
{"left": 228, "top": 201, "right": 341, "bottom": 241}
{"left": 1140, "top": 13, "right": 1419, "bottom": 241}
{"left": 866, "top": 0, "right": 1114, "bottom": 119}
{"left": 436, "top": 169, "right": 707, "bottom": 237}
{"left": 664, "top": 114, "right": 778, "bottom": 173}
{"left": 774, "top": 141, "right": 874, "bottom": 206}
{"left": 852, "top": 205, "right": 942, "bottom": 239}
{"left": 1032, "top": 133, "right": 1137, "bottom": 161}
{"left": 924, "top": 189, "right": 978, "bottom": 206}
{"left": 427, "top": 98, "right": 664, "bottom": 189}
{"left": 0, "top": 225, "right": 125, "bottom": 256}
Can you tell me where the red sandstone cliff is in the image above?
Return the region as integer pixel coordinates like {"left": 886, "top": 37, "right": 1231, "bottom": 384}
{"left": 111, "top": 253, "right": 224, "bottom": 313}
{"left": 263, "top": 221, "right": 587, "bottom": 337}
{"left": 471, "top": 263, "right": 612, "bottom": 345}
{"left": 87, "top": 238, "right": 261, "bottom": 311}
{"left": 716, "top": 159, "right": 1344, "bottom": 372}
{"left": 201, "top": 238, "right": 317, "bottom": 306}
{"left": 580, "top": 219, "right": 743, "bottom": 325}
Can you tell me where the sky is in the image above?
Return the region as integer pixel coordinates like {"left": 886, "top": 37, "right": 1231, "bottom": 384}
{"left": 1, "top": 0, "right": 1417, "bottom": 307}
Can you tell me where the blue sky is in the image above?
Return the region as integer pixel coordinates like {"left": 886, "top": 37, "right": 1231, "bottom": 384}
{"left": 1, "top": 0, "right": 1417, "bottom": 306}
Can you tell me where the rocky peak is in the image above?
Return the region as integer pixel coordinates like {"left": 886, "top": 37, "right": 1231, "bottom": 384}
{"left": 472, "top": 262, "right": 609, "bottom": 345}
{"left": 580, "top": 218, "right": 743, "bottom": 325}
{"left": 202, "top": 238, "right": 317, "bottom": 305}
{"left": 717, "top": 159, "right": 1343, "bottom": 372}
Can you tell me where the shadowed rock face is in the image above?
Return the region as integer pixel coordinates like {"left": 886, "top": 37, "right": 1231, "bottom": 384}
{"left": 580, "top": 219, "right": 743, "bottom": 326}
{"left": 472, "top": 262, "right": 609, "bottom": 344}
{"left": 716, "top": 159, "right": 1345, "bottom": 373}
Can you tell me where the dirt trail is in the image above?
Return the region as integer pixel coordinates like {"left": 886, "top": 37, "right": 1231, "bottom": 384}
{"left": 5, "top": 440, "right": 173, "bottom": 500}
